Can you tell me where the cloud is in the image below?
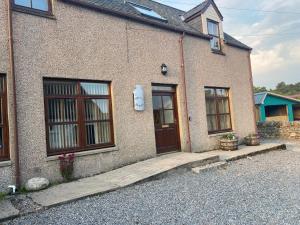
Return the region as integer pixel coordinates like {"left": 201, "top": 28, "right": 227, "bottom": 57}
{"left": 158, "top": 0, "right": 300, "bottom": 88}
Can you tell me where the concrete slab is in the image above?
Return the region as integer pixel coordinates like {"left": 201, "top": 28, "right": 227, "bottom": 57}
{"left": 0, "top": 200, "right": 19, "bottom": 222}
{"left": 212, "top": 143, "right": 286, "bottom": 162}
{"left": 30, "top": 152, "right": 218, "bottom": 208}
{"left": 192, "top": 162, "right": 227, "bottom": 174}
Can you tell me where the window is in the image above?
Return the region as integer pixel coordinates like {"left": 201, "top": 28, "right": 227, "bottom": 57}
{"left": 13, "top": 0, "right": 51, "bottom": 13}
{"left": 0, "top": 75, "right": 9, "bottom": 161}
{"left": 44, "top": 79, "right": 114, "bottom": 156}
{"left": 205, "top": 87, "right": 232, "bottom": 134}
{"left": 128, "top": 2, "right": 167, "bottom": 22}
{"left": 207, "top": 20, "right": 221, "bottom": 51}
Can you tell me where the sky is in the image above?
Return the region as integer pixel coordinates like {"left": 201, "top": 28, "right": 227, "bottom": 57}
{"left": 156, "top": 0, "right": 300, "bottom": 89}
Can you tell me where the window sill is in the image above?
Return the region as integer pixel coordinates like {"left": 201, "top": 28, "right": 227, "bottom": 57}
{"left": 211, "top": 50, "right": 226, "bottom": 56}
{"left": 12, "top": 6, "right": 56, "bottom": 20}
{"left": 0, "top": 160, "right": 12, "bottom": 168}
{"left": 208, "top": 131, "right": 233, "bottom": 137}
{"left": 46, "top": 146, "right": 119, "bottom": 162}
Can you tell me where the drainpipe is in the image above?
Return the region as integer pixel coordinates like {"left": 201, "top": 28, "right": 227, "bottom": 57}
{"left": 179, "top": 33, "right": 192, "bottom": 152}
{"left": 247, "top": 51, "right": 258, "bottom": 134}
{"left": 7, "top": 0, "right": 21, "bottom": 188}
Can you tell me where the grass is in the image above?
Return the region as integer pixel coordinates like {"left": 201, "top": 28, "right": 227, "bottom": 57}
{"left": 0, "top": 192, "right": 7, "bottom": 201}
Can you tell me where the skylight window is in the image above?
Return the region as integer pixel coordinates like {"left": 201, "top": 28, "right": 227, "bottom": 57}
{"left": 128, "top": 2, "right": 167, "bottom": 22}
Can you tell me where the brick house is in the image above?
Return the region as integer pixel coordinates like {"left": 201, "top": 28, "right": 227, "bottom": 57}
{"left": 0, "top": 0, "right": 256, "bottom": 191}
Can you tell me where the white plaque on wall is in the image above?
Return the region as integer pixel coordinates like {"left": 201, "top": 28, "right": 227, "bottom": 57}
{"left": 133, "top": 85, "right": 145, "bottom": 111}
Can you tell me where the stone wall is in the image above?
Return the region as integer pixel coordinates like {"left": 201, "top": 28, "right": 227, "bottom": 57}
{"left": 257, "top": 121, "right": 300, "bottom": 139}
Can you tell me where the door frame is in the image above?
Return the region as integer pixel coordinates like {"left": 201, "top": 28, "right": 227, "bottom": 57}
{"left": 152, "top": 84, "right": 181, "bottom": 154}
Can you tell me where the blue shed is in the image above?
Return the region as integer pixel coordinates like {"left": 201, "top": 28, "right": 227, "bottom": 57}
{"left": 254, "top": 92, "right": 300, "bottom": 122}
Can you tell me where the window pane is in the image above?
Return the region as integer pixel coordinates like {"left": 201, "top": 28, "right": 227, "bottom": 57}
{"left": 0, "top": 127, "right": 3, "bottom": 149}
{"left": 153, "top": 110, "right": 163, "bottom": 125}
{"left": 164, "top": 110, "right": 174, "bottom": 124}
{"left": 48, "top": 99, "right": 77, "bottom": 123}
{"left": 80, "top": 83, "right": 109, "bottom": 96}
{"left": 49, "top": 124, "right": 78, "bottom": 149}
{"left": 208, "top": 21, "right": 219, "bottom": 36}
{"left": 162, "top": 96, "right": 173, "bottom": 109}
{"left": 206, "top": 98, "right": 216, "bottom": 114}
{"left": 14, "top": 0, "right": 31, "bottom": 7}
{"left": 219, "top": 115, "right": 231, "bottom": 130}
{"left": 207, "top": 115, "right": 218, "bottom": 132}
{"left": 0, "top": 77, "right": 4, "bottom": 93}
{"left": 85, "top": 99, "right": 110, "bottom": 121}
{"left": 130, "top": 4, "right": 166, "bottom": 21}
{"left": 210, "top": 37, "right": 220, "bottom": 50}
{"left": 0, "top": 98, "right": 2, "bottom": 124}
{"left": 217, "top": 99, "right": 229, "bottom": 113}
{"left": 205, "top": 88, "right": 215, "bottom": 97}
{"left": 86, "top": 122, "right": 111, "bottom": 145}
{"left": 152, "top": 86, "right": 175, "bottom": 92}
{"left": 216, "top": 89, "right": 228, "bottom": 97}
{"left": 44, "top": 81, "right": 77, "bottom": 96}
{"left": 152, "top": 96, "right": 162, "bottom": 110}
{"left": 32, "top": 0, "right": 48, "bottom": 11}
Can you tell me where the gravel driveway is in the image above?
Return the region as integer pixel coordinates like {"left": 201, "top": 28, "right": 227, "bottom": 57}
{"left": 5, "top": 149, "right": 300, "bottom": 225}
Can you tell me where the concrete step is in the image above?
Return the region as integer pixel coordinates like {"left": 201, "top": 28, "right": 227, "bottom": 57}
{"left": 192, "top": 161, "right": 227, "bottom": 174}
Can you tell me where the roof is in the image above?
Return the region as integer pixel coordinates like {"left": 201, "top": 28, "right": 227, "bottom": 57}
{"left": 183, "top": 0, "right": 223, "bottom": 22}
{"left": 254, "top": 92, "right": 300, "bottom": 105}
{"left": 61, "top": 0, "right": 251, "bottom": 50}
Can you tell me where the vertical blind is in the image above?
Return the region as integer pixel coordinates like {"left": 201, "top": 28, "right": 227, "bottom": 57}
{"left": 44, "top": 80, "right": 114, "bottom": 155}
{"left": 205, "top": 87, "right": 232, "bottom": 133}
{"left": 0, "top": 75, "right": 8, "bottom": 161}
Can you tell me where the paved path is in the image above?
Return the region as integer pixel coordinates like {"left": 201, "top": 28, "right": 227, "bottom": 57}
{"left": 4, "top": 147, "right": 300, "bottom": 225}
{"left": 0, "top": 200, "right": 19, "bottom": 222}
{"left": 0, "top": 142, "right": 285, "bottom": 222}
{"left": 30, "top": 143, "right": 284, "bottom": 208}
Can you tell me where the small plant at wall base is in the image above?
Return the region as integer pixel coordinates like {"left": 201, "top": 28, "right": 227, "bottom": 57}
{"left": 0, "top": 192, "right": 6, "bottom": 201}
{"left": 58, "top": 153, "right": 75, "bottom": 181}
{"left": 220, "top": 133, "right": 239, "bottom": 151}
{"left": 244, "top": 133, "right": 260, "bottom": 146}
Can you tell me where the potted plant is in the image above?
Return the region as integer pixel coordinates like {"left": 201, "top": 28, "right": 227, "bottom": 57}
{"left": 220, "top": 133, "right": 239, "bottom": 151}
{"left": 244, "top": 133, "right": 260, "bottom": 146}
{"left": 58, "top": 153, "right": 75, "bottom": 181}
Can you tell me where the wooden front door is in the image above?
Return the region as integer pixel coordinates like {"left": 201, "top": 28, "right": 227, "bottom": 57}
{"left": 152, "top": 86, "right": 180, "bottom": 154}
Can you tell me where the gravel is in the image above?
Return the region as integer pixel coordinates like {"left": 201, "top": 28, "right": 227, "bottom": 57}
{"left": 4, "top": 150, "right": 300, "bottom": 225}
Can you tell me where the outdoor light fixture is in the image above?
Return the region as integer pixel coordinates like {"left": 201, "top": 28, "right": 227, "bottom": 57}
{"left": 161, "top": 63, "right": 168, "bottom": 75}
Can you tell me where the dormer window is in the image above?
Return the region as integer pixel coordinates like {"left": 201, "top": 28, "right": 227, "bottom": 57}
{"left": 13, "top": 0, "right": 51, "bottom": 13}
{"left": 207, "top": 19, "right": 221, "bottom": 51}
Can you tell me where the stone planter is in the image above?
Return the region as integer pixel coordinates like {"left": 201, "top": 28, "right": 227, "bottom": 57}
{"left": 220, "top": 139, "right": 239, "bottom": 151}
{"left": 244, "top": 134, "right": 260, "bottom": 146}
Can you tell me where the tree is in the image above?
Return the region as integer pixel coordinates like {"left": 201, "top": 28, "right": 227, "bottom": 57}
{"left": 254, "top": 82, "right": 300, "bottom": 96}
{"left": 253, "top": 86, "right": 268, "bottom": 93}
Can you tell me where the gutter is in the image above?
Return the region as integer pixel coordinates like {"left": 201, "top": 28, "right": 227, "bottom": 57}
{"left": 7, "top": 0, "right": 21, "bottom": 188}
{"left": 60, "top": 0, "right": 211, "bottom": 40}
{"left": 179, "top": 33, "right": 192, "bottom": 152}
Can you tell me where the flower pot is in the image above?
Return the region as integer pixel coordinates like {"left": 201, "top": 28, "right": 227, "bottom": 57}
{"left": 220, "top": 139, "right": 239, "bottom": 151}
{"left": 244, "top": 134, "right": 260, "bottom": 146}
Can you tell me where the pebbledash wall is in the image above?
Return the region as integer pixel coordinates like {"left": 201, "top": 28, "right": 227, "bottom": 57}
{"left": 258, "top": 121, "right": 300, "bottom": 139}
{"left": 0, "top": 0, "right": 256, "bottom": 189}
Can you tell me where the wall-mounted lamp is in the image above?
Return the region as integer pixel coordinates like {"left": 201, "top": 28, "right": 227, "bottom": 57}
{"left": 161, "top": 63, "right": 168, "bottom": 75}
